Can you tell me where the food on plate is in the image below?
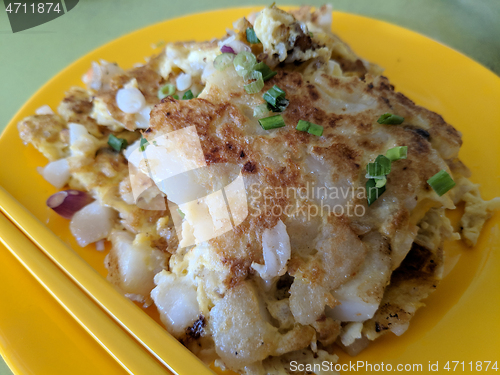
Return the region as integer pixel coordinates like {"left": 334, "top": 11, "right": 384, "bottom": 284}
{"left": 17, "top": 4, "right": 500, "bottom": 374}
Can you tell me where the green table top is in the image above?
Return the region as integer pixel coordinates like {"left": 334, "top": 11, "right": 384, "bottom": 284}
{"left": 0, "top": 0, "right": 499, "bottom": 374}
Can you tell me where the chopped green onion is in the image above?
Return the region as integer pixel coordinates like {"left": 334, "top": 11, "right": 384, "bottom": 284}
{"left": 268, "top": 98, "right": 289, "bottom": 112}
{"left": 427, "top": 170, "right": 456, "bottom": 196}
{"left": 366, "top": 155, "right": 391, "bottom": 177}
{"left": 309, "top": 32, "right": 314, "bottom": 38}
{"left": 233, "top": 51, "right": 257, "bottom": 77}
{"left": 139, "top": 136, "right": 149, "bottom": 152}
{"left": 377, "top": 113, "right": 404, "bottom": 125}
{"left": 308, "top": 123, "right": 324, "bottom": 136}
{"left": 246, "top": 27, "right": 260, "bottom": 44}
{"left": 158, "top": 83, "right": 175, "bottom": 99}
{"left": 296, "top": 120, "right": 323, "bottom": 136}
{"left": 253, "top": 103, "right": 270, "bottom": 118}
{"left": 177, "top": 208, "right": 185, "bottom": 219}
{"left": 263, "top": 85, "right": 285, "bottom": 107}
{"left": 263, "top": 85, "right": 289, "bottom": 112}
{"left": 253, "top": 61, "right": 277, "bottom": 81}
{"left": 214, "top": 53, "right": 235, "bottom": 71}
{"left": 108, "top": 134, "right": 128, "bottom": 152}
{"left": 375, "top": 176, "right": 387, "bottom": 188}
{"left": 258, "top": 114, "right": 286, "bottom": 130}
{"left": 366, "top": 178, "right": 386, "bottom": 205}
{"left": 172, "top": 94, "right": 179, "bottom": 100}
{"left": 296, "top": 119, "right": 310, "bottom": 132}
{"left": 244, "top": 71, "right": 264, "bottom": 94}
{"left": 386, "top": 146, "right": 408, "bottom": 161}
{"left": 182, "top": 90, "right": 194, "bottom": 100}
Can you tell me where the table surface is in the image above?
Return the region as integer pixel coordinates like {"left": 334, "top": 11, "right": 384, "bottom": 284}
{"left": 1, "top": 0, "right": 499, "bottom": 374}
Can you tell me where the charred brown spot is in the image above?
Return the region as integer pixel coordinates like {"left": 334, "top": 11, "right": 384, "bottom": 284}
{"left": 239, "top": 151, "right": 245, "bottom": 158}
{"left": 205, "top": 147, "right": 222, "bottom": 164}
{"left": 306, "top": 84, "right": 320, "bottom": 101}
{"left": 375, "top": 322, "right": 388, "bottom": 332}
{"left": 186, "top": 315, "right": 206, "bottom": 340}
{"left": 410, "top": 128, "right": 431, "bottom": 140}
{"left": 243, "top": 161, "right": 257, "bottom": 173}
{"left": 294, "top": 30, "right": 313, "bottom": 50}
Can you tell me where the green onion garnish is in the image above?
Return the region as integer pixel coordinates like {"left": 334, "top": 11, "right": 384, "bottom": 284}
{"left": 263, "top": 85, "right": 289, "bottom": 112}
{"left": 386, "top": 146, "right": 408, "bottom": 161}
{"left": 296, "top": 119, "right": 310, "bottom": 132}
{"left": 108, "top": 134, "right": 128, "bottom": 152}
{"left": 172, "top": 94, "right": 179, "bottom": 100}
{"left": 214, "top": 53, "right": 235, "bottom": 71}
{"left": 263, "top": 85, "right": 285, "bottom": 106}
{"left": 158, "top": 83, "right": 176, "bottom": 100}
{"left": 253, "top": 61, "right": 277, "bottom": 81}
{"left": 253, "top": 103, "right": 270, "bottom": 118}
{"left": 246, "top": 27, "right": 260, "bottom": 44}
{"left": 427, "top": 170, "right": 456, "bottom": 196}
{"left": 308, "top": 123, "right": 324, "bottom": 136}
{"left": 295, "top": 120, "right": 323, "bottom": 136}
{"left": 258, "top": 114, "right": 286, "bottom": 130}
{"left": 182, "top": 90, "right": 194, "bottom": 100}
{"left": 377, "top": 113, "right": 404, "bottom": 125}
{"left": 234, "top": 51, "right": 257, "bottom": 77}
{"left": 375, "top": 176, "right": 387, "bottom": 188}
{"left": 139, "top": 136, "right": 149, "bottom": 152}
{"left": 366, "top": 155, "right": 391, "bottom": 177}
{"left": 244, "top": 71, "right": 264, "bottom": 94}
{"left": 366, "top": 178, "right": 386, "bottom": 205}
{"left": 177, "top": 208, "right": 185, "bottom": 219}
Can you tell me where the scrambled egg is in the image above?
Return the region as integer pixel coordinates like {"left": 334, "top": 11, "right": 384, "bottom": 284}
{"left": 17, "top": 5, "right": 499, "bottom": 375}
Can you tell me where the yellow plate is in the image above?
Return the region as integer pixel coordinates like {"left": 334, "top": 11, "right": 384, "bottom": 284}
{"left": 1, "top": 7, "right": 499, "bottom": 375}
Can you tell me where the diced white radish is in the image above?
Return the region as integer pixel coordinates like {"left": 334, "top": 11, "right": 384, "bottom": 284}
{"left": 107, "top": 231, "right": 166, "bottom": 298}
{"left": 116, "top": 87, "right": 146, "bottom": 114}
{"left": 95, "top": 240, "right": 105, "bottom": 251}
{"left": 42, "top": 159, "right": 70, "bottom": 188}
{"left": 70, "top": 201, "right": 116, "bottom": 247}
{"left": 69, "top": 123, "right": 89, "bottom": 145}
{"left": 176, "top": 73, "right": 192, "bottom": 91}
{"left": 326, "top": 232, "right": 392, "bottom": 322}
{"left": 151, "top": 271, "right": 200, "bottom": 337}
{"left": 35, "top": 105, "right": 54, "bottom": 115}
{"left": 251, "top": 220, "right": 291, "bottom": 279}
{"left": 135, "top": 106, "right": 151, "bottom": 129}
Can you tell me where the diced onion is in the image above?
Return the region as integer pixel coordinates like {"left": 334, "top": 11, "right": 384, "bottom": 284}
{"left": 220, "top": 45, "right": 236, "bottom": 54}
{"left": 219, "top": 35, "right": 251, "bottom": 54}
{"left": 116, "top": 87, "right": 146, "bottom": 114}
{"left": 175, "top": 73, "right": 192, "bottom": 91}
{"left": 70, "top": 201, "right": 116, "bottom": 247}
{"left": 214, "top": 53, "right": 235, "bottom": 71}
{"left": 46, "top": 190, "right": 95, "bottom": 219}
{"left": 42, "top": 159, "right": 70, "bottom": 188}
